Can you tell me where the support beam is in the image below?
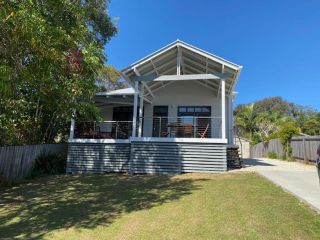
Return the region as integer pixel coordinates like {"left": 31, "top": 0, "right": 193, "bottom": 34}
{"left": 178, "top": 46, "right": 186, "bottom": 75}
{"left": 221, "top": 78, "right": 226, "bottom": 139}
{"left": 144, "top": 59, "right": 176, "bottom": 75}
{"left": 132, "top": 81, "right": 139, "bottom": 137}
{"left": 177, "top": 46, "right": 181, "bottom": 75}
{"left": 217, "top": 65, "right": 224, "bottom": 98}
{"left": 69, "top": 109, "right": 76, "bottom": 140}
{"left": 138, "top": 85, "right": 144, "bottom": 137}
{"left": 178, "top": 43, "right": 239, "bottom": 70}
{"left": 150, "top": 59, "right": 159, "bottom": 75}
{"left": 150, "top": 81, "right": 175, "bottom": 94}
{"left": 134, "top": 68, "right": 155, "bottom": 98}
{"left": 228, "top": 94, "right": 233, "bottom": 144}
{"left": 205, "top": 58, "right": 209, "bottom": 73}
{"left": 132, "top": 73, "right": 221, "bottom": 82}
{"left": 160, "top": 65, "right": 176, "bottom": 75}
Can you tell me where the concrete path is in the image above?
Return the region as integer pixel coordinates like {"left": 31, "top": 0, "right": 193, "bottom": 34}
{"left": 240, "top": 158, "right": 320, "bottom": 213}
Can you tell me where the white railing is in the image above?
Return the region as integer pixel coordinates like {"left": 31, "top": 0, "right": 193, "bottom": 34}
{"left": 140, "top": 116, "right": 222, "bottom": 139}
{"left": 74, "top": 121, "right": 133, "bottom": 139}
{"left": 73, "top": 117, "right": 222, "bottom": 139}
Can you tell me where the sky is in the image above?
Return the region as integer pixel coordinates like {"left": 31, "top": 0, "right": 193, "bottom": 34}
{"left": 105, "top": 0, "right": 320, "bottom": 110}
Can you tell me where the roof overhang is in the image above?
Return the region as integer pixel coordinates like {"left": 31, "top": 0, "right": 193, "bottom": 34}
{"left": 121, "top": 39, "right": 243, "bottom": 98}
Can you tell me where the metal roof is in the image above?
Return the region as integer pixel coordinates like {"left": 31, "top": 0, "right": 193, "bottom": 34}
{"left": 96, "top": 87, "right": 135, "bottom": 96}
{"left": 121, "top": 40, "right": 243, "bottom": 97}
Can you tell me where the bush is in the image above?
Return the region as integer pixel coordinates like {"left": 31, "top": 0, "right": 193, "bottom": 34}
{"left": 267, "top": 151, "right": 278, "bottom": 159}
{"left": 31, "top": 152, "right": 66, "bottom": 177}
{"left": 278, "top": 123, "right": 300, "bottom": 159}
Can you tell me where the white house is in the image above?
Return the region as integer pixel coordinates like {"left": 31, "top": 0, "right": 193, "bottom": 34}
{"left": 67, "top": 40, "right": 243, "bottom": 174}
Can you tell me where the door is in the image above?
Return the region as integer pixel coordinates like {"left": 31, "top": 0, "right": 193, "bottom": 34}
{"left": 152, "top": 106, "right": 168, "bottom": 137}
{"left": 112, "top": 106, "right": 133, "bottom": 138}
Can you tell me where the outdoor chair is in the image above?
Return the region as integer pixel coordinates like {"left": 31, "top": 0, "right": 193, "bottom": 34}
{"left": 197, "top": 124, "right": 210, "bottom": 138}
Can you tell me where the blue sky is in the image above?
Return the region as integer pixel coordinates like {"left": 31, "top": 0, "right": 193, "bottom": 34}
{"left": 106, "top": 0, "right": 320, "bottom": 109}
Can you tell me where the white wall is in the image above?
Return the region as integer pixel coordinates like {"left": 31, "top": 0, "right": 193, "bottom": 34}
{"left": 234, "top": 137, "right": 251, "bottom": 158}
{"left": 96, "top": 81, "right": 231, "bottom": 142}
{"left": 142, "top": 81, "right": 230, "bottom": 141}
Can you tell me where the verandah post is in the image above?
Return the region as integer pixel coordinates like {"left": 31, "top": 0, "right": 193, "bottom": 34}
{"left": 132, "top": 80, "right": 139, "bottom": 137}
{"left": 138, "top": 85, "right": 144, "bottom": 137}
{"left": 69, "top": 108, "right": 76, "bottom": 140}
{"left": 221, "top": 78, "right": 226, "bottom": 139}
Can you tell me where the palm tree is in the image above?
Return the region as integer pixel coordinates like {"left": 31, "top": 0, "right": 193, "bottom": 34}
{"left": 235, "top": 103, "right": 259, "bottom": 141}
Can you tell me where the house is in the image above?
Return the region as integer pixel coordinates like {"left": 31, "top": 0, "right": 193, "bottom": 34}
{"left": 67, "top": 40, "right": 243, "bottom": 174}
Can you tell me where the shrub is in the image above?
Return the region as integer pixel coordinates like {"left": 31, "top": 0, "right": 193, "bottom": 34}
{"left": 31, "top": 152, "right": 66, "bottom": 177}
{"left": 267, "top": 151, "right": 278, "bottom": 159}
{"left": 278, "top": 123, "right": 300, "bottom": 159}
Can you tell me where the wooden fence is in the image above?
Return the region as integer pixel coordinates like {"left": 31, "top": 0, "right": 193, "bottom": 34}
{"left": 0, "top": 143, "right": 67, "bottom": 181}
{"left": 251, "top": 136, "right": 320, "bottom": 164}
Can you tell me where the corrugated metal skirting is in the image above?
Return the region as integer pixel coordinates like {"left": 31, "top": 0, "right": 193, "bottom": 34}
{"left": 67, "top": 141, "right": 227, "bottom": 174}
{"left": 131, "top": 141, "right": 226, "bottom": 173}
{"left": 67, "top": 143, "right": 131, "bottom": 173}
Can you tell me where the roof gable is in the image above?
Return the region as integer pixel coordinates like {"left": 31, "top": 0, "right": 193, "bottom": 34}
{"left": 121, "top": 40, "right": 243, "bottom": 97}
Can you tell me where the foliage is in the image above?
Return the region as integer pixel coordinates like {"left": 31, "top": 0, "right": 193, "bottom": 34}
{"left": 254, "top": 96, "right": 300, "bottom": 117}
{"left": 300, "top": 113, "right": 320, "bottom": 136}
{"left": 267, "top": 151, "right": 278, "bottom": 159}
{"left": 278, "top": 122, "right": 300, "bottom": 158}
{"left": 32, "top": 152, "right": 66, "bottom": 176}
{"left": 235, "top": 96, "right": 318, "bottom": 145}
{"left": 96, "top": 65, "right": 127, "bottom": 92}
{"left": 235, "top": 103, "right": 259, "bottom": 141}
{"left": 0, "top": 0, "right": 117, "bottom": 145}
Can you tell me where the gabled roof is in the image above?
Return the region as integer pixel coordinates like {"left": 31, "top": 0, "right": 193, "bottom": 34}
{"left": 96, "top": 87, "right": 134, "bottom": 96}
{"left": 121, "top": 40, "right": 243, "bottom": 97}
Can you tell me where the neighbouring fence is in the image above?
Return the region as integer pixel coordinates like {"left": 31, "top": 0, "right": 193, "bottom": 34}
{"left": 0, "top": 143, "right": 67, "bottom": 181}
{"left": 251, "top": 136, "right": 320, "bottom": 164}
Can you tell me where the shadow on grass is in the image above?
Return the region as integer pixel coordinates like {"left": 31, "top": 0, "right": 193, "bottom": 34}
{"left": 0, "top": 174, "right": 204, "bottom": 239}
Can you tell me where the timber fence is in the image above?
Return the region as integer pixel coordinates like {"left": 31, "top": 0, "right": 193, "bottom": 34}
{"left": 251, "top": 136, "right": 320, "bottom": 164}
{"left": 0, "top": 143, "right": 67, "bottom": 181}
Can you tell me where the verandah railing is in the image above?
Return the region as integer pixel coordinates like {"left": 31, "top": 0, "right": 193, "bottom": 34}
{"left": 74, "top": 121, "right": 133, "bottom": 139}
{"left": 73, "top": 117, "right": 222, "bottom": 139}
{"left": 143, "top": 116, "right": 222, "bottom": 138}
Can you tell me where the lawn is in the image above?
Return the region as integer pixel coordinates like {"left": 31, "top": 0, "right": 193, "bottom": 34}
{"left": 0, "top": 173, "right": 319, "bottom": 240}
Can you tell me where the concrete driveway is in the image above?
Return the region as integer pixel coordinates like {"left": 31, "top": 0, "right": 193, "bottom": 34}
{"left": 240, "top": 158, "right": 320, "bottom": 213}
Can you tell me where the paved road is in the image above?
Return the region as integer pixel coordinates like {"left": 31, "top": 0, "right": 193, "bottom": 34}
{"left": 241, "top": 158, "right": 320, "bottom": 213}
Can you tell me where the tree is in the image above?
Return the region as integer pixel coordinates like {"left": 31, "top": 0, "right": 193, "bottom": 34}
{"left": 96, "top": 65, "right": 127, "bottom": 92}
{"left": 278, "top": 123, "right": 300, "bottom": 159}
{"left": 254, "top": 97, "right": 300, "bottom": 117}
{"left": 301, "top": 113, "right": 320, "bottom": 135}
{"left": 235, "top": 103, "right": 259, "bottom": 142}
{"left": 0, "top": 0, "right": 117, "bottom": 145}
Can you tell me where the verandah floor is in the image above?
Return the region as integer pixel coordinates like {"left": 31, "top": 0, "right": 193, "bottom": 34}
{"left": 0, "top": 173, "right": 319, "bottom": 239}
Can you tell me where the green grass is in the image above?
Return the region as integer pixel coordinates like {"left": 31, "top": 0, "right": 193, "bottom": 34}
{"left": 0, "top": 173, "right": 319, "bottom": 240}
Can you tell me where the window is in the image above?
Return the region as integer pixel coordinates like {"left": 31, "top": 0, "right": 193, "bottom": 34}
{"left": 177, "top": 106, "right": 211, "bottom": 138}
{"left": 178, "top": 106, "right": 211, "bottom": 117}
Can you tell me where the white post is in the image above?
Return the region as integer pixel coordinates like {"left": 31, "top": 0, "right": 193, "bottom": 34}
{"left": 228, "top": 94, "right": 233, "bottom": 144}
{"left": 138, "top": 85, "right": 144, "bottom": 137}
{"left": 132, "top": 81, "right": 139, "bottom": 137}
{"left": 221, "top": 79, "right": 226, "bottom": 139}
{"left": 177, "top": 46, "right": 181, "bottom": 75}
{"left": 69, "top": 109, "right": 76, "bottom": 140}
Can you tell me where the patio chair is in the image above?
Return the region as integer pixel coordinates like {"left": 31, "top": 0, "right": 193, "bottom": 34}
{"left": 197, "top": 124, "right": 209, "bottom": 138}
